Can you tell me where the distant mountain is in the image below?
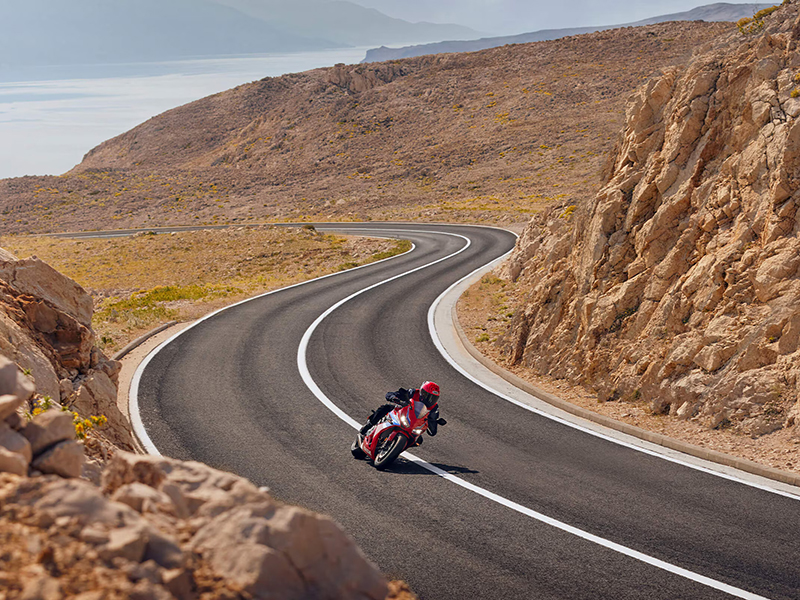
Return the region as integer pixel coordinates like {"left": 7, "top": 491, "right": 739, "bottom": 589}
{"left": 0, "top": 0, "right": 338, "bottom": 69}
{"left": 363, "top": 2, "right": 772, "bottom": 62}
{"left": 0, "top": 0, "right": 478, "bottom": 70}
{"left": 213, "top": 0, "right": 478, "bottom": 46}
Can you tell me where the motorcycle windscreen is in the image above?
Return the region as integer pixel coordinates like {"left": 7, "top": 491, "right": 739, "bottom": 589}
{"left": 412, "top": 401, "right": 429, "bottom": 420}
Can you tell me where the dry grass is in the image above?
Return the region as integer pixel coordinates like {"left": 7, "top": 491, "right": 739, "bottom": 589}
{"left": 1, "top": 226, "right": 409, "bottom": 352}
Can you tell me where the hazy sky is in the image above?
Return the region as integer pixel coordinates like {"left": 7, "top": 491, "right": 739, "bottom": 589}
{"left": 352, "top": 1, "right": 756, "bottom": 34}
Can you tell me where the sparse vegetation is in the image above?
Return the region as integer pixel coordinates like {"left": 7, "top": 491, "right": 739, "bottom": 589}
{"left": 1, "top": 228, "right": 409, "bottom": 350}
{"left": 737, "top": 5, "right": 779, "bottom": 34}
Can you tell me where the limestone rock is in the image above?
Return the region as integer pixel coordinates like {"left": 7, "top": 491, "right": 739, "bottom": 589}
{"left": 0, "top": 356, "right": 35, "bottom": 406}
{"left": 0, "top": 394, "right": 25, "bottom": 422}
{"left": 0, "top": 255, "right": 93, "bottom": 328}
{"left": 0, "top": 422, "right": 33, "bottom": 463}
{"left": 0, "top": 445, "right": 28, "bottom": 476}
{"left": 73, "top": 370, "right": 133, "bottom": 449}
{"left": 99, "top": 526, "right": 148, "bottom": 563}
{"left": 31, "top": 440, "right": 84, "bottom": 478}
{"left": 21, "top": 409, "right": 75, "bottom": 455}
{"left": 112, "top": 482, "right": 175, "bottom": 514}
{"left": 192, "top": 503, "right": 388, "bottom": 600}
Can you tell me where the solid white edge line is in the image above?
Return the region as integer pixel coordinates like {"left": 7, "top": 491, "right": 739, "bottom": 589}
{"left": 428, "top": 253, "right": 800, "bottom": 502}
{"left": 128, "top": 230, "right": 417, "bottom": 456}
{"left": 297, "top": 230, "right": 772, "bottom": 600}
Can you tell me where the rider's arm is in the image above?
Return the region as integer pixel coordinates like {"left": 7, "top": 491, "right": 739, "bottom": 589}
{"left": 385, "top": 388, "right": 411, "bottom": 406}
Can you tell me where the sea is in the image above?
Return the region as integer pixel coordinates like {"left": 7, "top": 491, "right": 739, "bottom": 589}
{"left": 0, "top": 48, "right": 369, "bottom": 180}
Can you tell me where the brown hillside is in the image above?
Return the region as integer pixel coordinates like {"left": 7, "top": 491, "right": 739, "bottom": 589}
{"left": 0, "top": 20, "right": 731, "bottom": 234}
{"left": 498, "top": 2, "right": 800, "bottom": 440}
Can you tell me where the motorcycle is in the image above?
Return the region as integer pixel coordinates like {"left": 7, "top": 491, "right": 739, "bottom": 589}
{"left": 351, "top": 397, "right": 446, "bottom": 470}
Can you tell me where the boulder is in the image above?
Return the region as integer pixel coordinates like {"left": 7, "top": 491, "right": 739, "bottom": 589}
{"left": 112, "top": 482, "right": 175, "bottom": 514}
{"left": 0, "top": 422, "right": 33, "bottom": 463}
{"left": 0, "top": 256, "right": 93, "bottom": 328}
{"left": 192, "top": 503, "right": 388, "bottom": 600}
{"left": 21, "top": 409, "right": 75, "bottom": 455}
{"left": 0, "top": 445, "right": 28, "bottom": 476}
{"left": 99, "top": 526, "right": 148, "bottom": 563}
{"left": 31, "top": 440, "right": 84, "bottom": 478}
{"left": 0, "top": 394, "right": 25, "bottom": 423}
{"left": 0, "top": 356, "right": 35, "bottom": 406}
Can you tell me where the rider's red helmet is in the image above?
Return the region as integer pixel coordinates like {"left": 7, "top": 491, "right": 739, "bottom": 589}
{"left": 419, "top": 381, "right": 440, "bottom": 408}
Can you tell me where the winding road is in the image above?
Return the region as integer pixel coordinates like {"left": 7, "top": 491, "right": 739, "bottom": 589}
{"left": 132, "top": 223, "right": 800, "bottom": 600}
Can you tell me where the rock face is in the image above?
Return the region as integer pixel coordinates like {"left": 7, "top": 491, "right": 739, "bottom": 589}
{"left": 0, "top": 249, "right": 132, "bottom": 449}
{"left": 0, "top": 453, "right": 388, "bottom": 599}
{"left": 501, "top": 2, "right": 800, "bottom": 436}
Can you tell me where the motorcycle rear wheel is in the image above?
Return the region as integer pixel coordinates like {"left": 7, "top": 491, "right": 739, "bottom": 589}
{"left": 373, "top": 434, "right": 407, "bottom": 470}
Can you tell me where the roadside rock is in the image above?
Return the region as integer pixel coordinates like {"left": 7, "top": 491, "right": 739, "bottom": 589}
{"left": 0, "top": 355, "right": 35, "bottom": 407}
{"left": 0, "top": 255, "right": 93, "bottom": 328}
{"left": 32, "top": 440, "right": 84, "bottom": 478}
{"left": 73, "top": 369, "right": 133, "bottom": 450}
{"left": 21, "top": 409, "right": 75, "bottom": 455}
{"left": 1, "top": 452, "right": 390, "bottom": 599}
{"left": 0, "top": 445, "right": 28, "bottom": 476}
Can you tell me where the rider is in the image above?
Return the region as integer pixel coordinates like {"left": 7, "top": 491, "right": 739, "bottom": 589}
{"left": 358, "top": 381, "right": 446, "bottom": 441}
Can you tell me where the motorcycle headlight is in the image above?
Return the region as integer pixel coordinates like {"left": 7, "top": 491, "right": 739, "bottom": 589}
{"left": 399, "top": 413, "right": 410, "bottom": 428}
{"left": 412, "top": 426, "right": 426, "bottom": 435}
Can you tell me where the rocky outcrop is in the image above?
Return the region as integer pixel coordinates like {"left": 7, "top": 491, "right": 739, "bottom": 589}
{"left": 0, "top": 452, "right": 388, "bottom": 599}
{"left": 0, "top": 249, "right": 133, "bottom": 450}
{"left": 0, "top": 356, "right": 84, "bottom": 478}
{"left": 501, "top": 2, "right": 800, "bottom": 436}
{"left": 325, "top": 62, "right": 408, "bottom": 93}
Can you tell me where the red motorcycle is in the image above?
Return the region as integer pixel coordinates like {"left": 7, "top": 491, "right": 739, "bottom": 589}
{"left": 351, "top": 397, "right": 444, "bottom": 470}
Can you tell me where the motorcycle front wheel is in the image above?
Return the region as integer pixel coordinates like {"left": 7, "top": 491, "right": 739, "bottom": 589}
{"left": 350, "top": 435, "right": 367, "bottom": 459}
{"left": 373, "top": 434, "right": 407, "bottom": 470}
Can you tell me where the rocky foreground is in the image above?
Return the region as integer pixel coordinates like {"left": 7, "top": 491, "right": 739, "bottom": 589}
{"left": 500, "top": 2, "right": 800, "bottom": 438}
{"left": 0, "top": 249, "right": 401, "bottom": 598}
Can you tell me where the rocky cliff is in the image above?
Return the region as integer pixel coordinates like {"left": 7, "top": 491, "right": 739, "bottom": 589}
{"left": 501, "top": 1, "right": 800, "bottom": 437}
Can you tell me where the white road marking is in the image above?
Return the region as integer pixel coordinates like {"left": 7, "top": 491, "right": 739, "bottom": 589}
{"left": 129, "top": 224, "right": 779, "bottom": 599}
{"left": 295, "top": 230, "right": 773, "bottom": 600}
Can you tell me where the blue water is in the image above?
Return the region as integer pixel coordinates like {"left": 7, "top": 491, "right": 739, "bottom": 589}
{"left": 0, "top": 48, "right": 368, "bottom": 180}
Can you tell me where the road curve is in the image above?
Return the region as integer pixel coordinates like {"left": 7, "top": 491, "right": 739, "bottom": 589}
{"left": 133, "top": 223, "right": 800, "bottom": 600}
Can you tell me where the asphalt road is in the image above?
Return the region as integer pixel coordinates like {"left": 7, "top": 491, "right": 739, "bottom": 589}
{"left": 134, "top": 223, "right": 800, "bottom": 600}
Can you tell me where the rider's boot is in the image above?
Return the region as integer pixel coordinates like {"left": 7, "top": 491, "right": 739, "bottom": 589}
{"left": 359, "top": 417, "right": 374, "bottom": 436}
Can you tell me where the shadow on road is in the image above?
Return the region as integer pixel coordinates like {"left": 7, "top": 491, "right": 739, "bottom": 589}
{"left": 385, "top": 459, "right": 479, "bottom": 476}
